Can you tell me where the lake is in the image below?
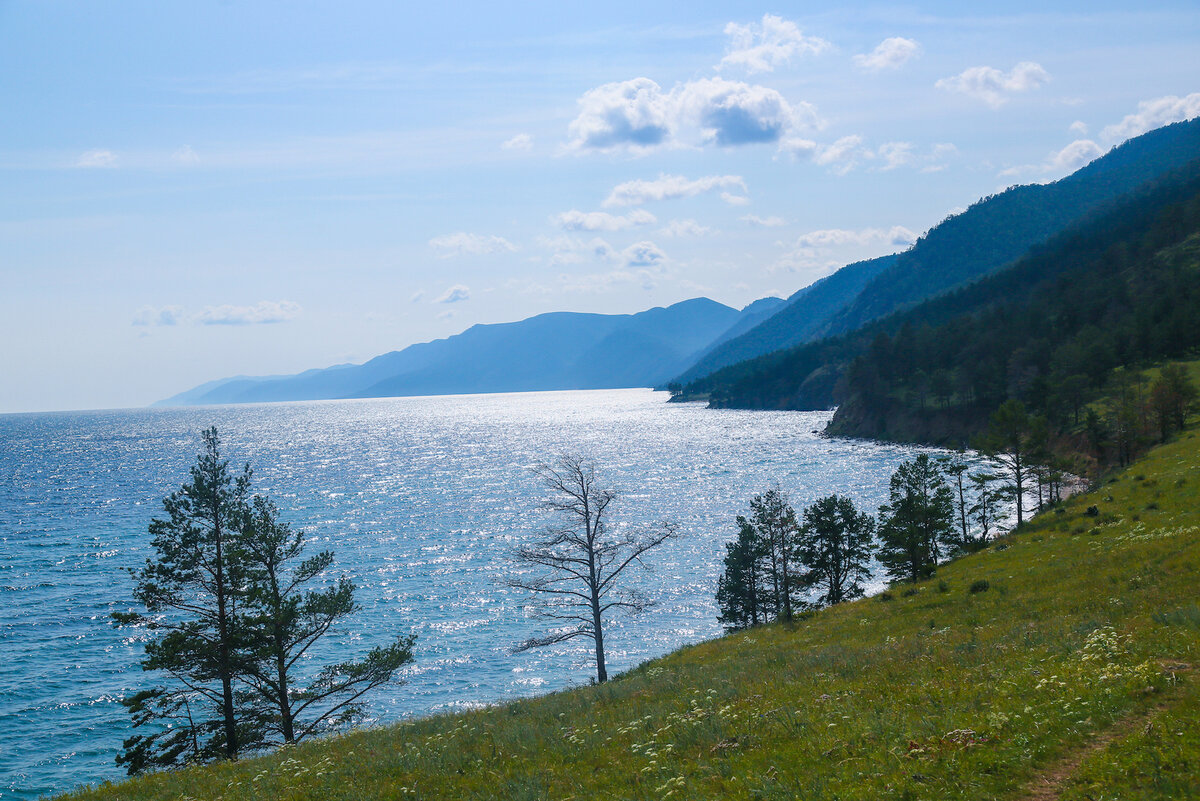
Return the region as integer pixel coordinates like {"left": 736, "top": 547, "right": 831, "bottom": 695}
{"left": 0, "top": 389, "right": 946, "bottom": 798}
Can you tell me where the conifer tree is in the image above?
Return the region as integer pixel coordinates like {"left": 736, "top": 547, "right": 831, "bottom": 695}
{"left": 747, "top": 489, "right": 801, "bottom": 621}
{"left": 716, "top": 517, "right": 768, "bottom": 631}
{"left": 238, "top": 496, "right": 416, "bottom": 745}
{"left": 796, "top": 494, "right": 875, "bottom": 607}
{"left": 113, "top": 427, "right": 254, "bottom": 772}
{"left": 115, "top": 428, "right": 416, "bottom": 774}
{"left": 877, "top": 454, "right": 954, "bottom": 583}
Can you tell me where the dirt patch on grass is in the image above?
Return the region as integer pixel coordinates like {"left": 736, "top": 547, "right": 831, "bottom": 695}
{"left": 1020, "top": 664, "right": 1191, "bottom": 801}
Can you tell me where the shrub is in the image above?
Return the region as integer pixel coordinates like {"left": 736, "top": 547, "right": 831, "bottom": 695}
{"left": 969, "top": 579, "right": 990, "bottom": 594}
{"left": 937, "top": 580, "right": 949, "bottom": 593}
{"left": 1086, "top": 505, "right": 1100, "bottom": 517}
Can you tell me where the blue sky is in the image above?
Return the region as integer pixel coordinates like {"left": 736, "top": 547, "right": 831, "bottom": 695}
{"left": 2, "top": 1, "right": 1198, "bottom": 412}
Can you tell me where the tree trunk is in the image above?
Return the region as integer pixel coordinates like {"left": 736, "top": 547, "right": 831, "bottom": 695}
{"left": 213, "top": 514, "right": 239, "bottom": 760}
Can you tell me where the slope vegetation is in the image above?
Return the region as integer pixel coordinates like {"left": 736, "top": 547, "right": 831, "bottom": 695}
{"left": 63, "top": 402, "right": 1200, "bottom": 801}
{"left": 684, "top": 153, "right": 1200, "bottom": 454}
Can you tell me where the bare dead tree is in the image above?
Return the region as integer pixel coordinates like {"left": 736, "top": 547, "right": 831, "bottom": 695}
{"left": 509, "top": 455, "right": 678, "bottom": 683}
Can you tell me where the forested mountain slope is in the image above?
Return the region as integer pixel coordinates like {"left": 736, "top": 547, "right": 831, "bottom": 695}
{"left": 685, "top": 154, "right": 1200, "bottom": 450}
{"left": 672, "top": 255, "right": 895, "bottom": 385}
{"left": 671, "top": 117, "right": 1200, "bottom": 387}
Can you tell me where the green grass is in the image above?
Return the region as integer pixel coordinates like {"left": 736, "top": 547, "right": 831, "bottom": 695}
{"left": 61, "top": 426, "right": 1200, "bottom": 800}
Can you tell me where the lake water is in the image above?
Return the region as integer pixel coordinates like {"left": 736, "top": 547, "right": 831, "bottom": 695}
{"left": 0, "top": 390, "right": 947, "bottom": 799}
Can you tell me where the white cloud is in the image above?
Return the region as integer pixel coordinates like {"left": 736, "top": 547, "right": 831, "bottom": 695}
{"left": 195, "top": 300, "right": 302, "bottom": 326}
{"left": 410, "top": 290, "right": 426, "bottom": 303}
{"left": 771, "top": 226, "right": 915, "bottom": 275}
{"left": 622, "top": 240, "right": 667, "bottom": 267}
{"left": 437, "top": 309, "right": 456, "bottom": 321}
{"left": 502, "top": 133, "right": 534, "bottom": 151}
{"left": 172, "top": 145, "right": 200, "bottom": 165}
{"left": 813, "top": 135, "right": 872, "bottom": 174}
{"left": 853, "top": 37, "right": 921, "bottom": 72}
{"left": 435, "top": 284, "right": 471, "bottom": 304}
{"left": 536, "top": 234, "right": 621, "bottom": 267}
{"left": 428, "top": 232, "right": 518, "bottom": 257}
{"left": 1069, "top": 120, "right": 1089, "bottom": 136}
{"left": 678, "top": 77, "right": 815, "bottom": 146}
{"left": 603, "top": 174, "right": 746, "bottom": 207}
{"left": 132, "top": 305, "right": 185, "bottom": 326}
{"left": 566, "top": 76, "right": 821, "bottom": 152}
{"left": 552, "top": 208, "right": 656, "bottom": 231}
{"left": 76, "top": 149, "right": 117, "bottom": 168}
{"left": 741, "top": 214, "right": 785, "bottom": 227}
{"left": 566, "top": 77, "right": 674, "bottom": 151}
{"left": 658, "top": 219, "right": 714, "bottom": 237}
{"left": 877, "top": 141, "right": 915, "bottom": 170}
{"left": 1100, "top": 93, "right": 1200, "bottom": 143}
{"left": 935, "top": 62, "right": 1050, "bottom": 108}
{"left": 717, "top": 13, "right": 830, "bottom": 74}
{"left": 720, "top": 191, "right": 751, "bottom": 206}
{"left": 133, "top": 301, "right": 300, "bottom": 326}
{"left": 794, "top": 226, "right": 916, "bottom": 248}
{"left": 1000, "top": 138, "right": 1105, "bottom": 178}
{"left": 784, "top": 137, "right": 955, "bottom": 174}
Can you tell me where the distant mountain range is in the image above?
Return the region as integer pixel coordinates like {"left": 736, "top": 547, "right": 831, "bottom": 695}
{"left": 162, "top": 117, "right": 1200, "bottom": 409}
{"left": 156, "top": 296, "right": 784, "bottom": 406}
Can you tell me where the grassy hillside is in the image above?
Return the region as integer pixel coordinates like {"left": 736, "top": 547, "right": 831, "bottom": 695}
{"left": 62, "top": 410, "right": 1200, "bottom": 799}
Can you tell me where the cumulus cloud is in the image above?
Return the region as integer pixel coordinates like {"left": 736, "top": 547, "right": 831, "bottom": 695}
{"left": 172, "top": 145, "right": 200, "bottom": 165}
{"left": 195, "top": 300, "right": 302, "bottom": 326}
{"left": 502, "top": 133, "right": 534, "bottom": 151}
{"left": 566, "top": 77, "right": 674, "bottom": 151}
{"left": 1069, "top": 120, "right": 1089, "bottom": 136}
{"left": 76, "top": 149, "right": 118, "bottom": 168}
{"left": 132, "top": 305, "right": 186, "bottom": 326}
{"left": 795, "top": 226, "right": 916, "bottom": 248}
{"left": 680, "top": 77, "right": 813, "bottom": 146}
{"left": 552, "top": 208, "right": 656, "bottom": 231}
{"left": 566, "top": 76, "right": 821, "bottom": 152}
{"left": 717, "top": 14, "right": 830, "bottom": 74}
{"left": 622, "top": 240, "right": 667, "bottom": 267}
{"left": 772, "top": 226, "right": 916, "bottom": 275}
{"left": 741, "top": 214, "right": 785, "bottom": 227}
{"left": 784, "top": 137, "right": 955, "bottom": 174}
{"left": 1100, "top": 93, "right": 1200, "bottom": 143}
{"left": 603, "top": 174, "right": 747, "bottom": 207}
{"left": 720, "top": 191, "right": 751, "bottom": 206}
{"left": 428, "top": 232, "right": 518, "bottom": 257}
{"left": 435, "top": 284, "right": 471, "bottom": 304}
{"left": 658, "top": 218, "right": 714, "bottom": 237}
{"left": 813, "top": 135, "right": 872, "bottom": 174}
{"left": 853, "top": 37, "right": 921, "bottom": 72}
{"left": 935, "top": 62, "right": 1050, "bottom": 108}
{"left": 133, "top": 302, "right": 301, "bottom": 326}
{"left": 1000, "top": 138, "right": 1105, "bottom": 178}
{"left": 536, "top": 234, "right": 621, "bottom": 267}
{"left": 877, "top": 141, "right": 915, "bottom": 170}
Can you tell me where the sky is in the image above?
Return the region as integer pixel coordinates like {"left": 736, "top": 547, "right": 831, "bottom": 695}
{"left": 2, "top": 1, "right": 1199, "bottom": 413}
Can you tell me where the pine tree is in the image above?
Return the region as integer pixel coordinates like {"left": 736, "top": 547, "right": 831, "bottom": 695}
{"left": 113, "top": 427, "right": 255, "bottom": 773}
{"left": 114, "top": 428, "right": 416, "bottom": 774}
{"left": 716, "top": 517, "right": 768, "bottom": 631}
{"left": 238, "top": 496, "right": 416, "bottom": 745}
{"left": 877, "top": 454, "right": 954, "bottom": 584}
{"left": 796, "top": 495, "right": 875, "bottom": 608}
{"left": 747, "top": 489, "right": 801, "bottom": 621}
